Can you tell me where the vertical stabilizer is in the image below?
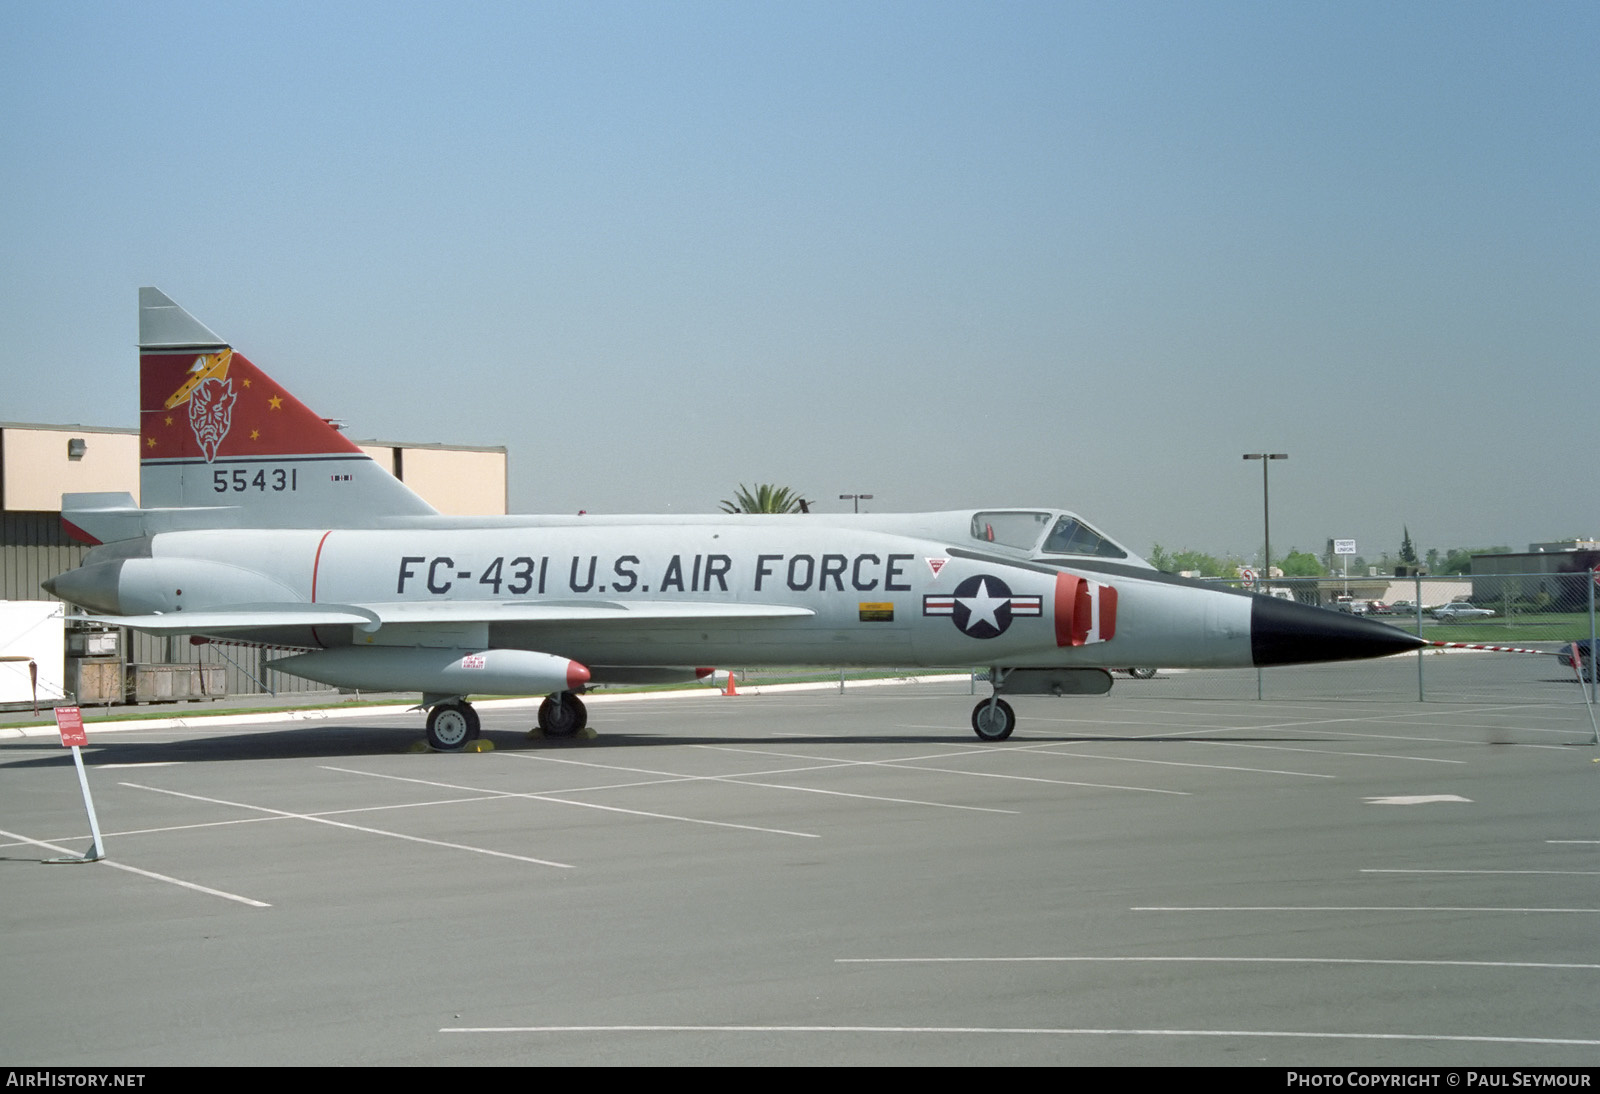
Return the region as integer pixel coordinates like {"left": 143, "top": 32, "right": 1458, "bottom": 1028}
{"left": 137, "top": 288, "right": 437, "bottom": 525}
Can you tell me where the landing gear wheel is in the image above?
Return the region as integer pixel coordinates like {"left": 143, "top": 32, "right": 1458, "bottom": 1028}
{"left": 538, "top": 693, "right": 588, "bottom": 737}
{"left": 426, "top": 702, "right": 479, "bottom": 751}
{"left": 971, "top": 697, "right": 1016, "bottom": 742}
{"left": 1127, "top": 667, "right": 1157, "bottom": 679}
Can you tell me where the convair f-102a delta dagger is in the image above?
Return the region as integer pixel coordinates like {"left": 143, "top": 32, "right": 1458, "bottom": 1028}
{"left": 44, "top": 289, "right": 1423, "bottom": 750}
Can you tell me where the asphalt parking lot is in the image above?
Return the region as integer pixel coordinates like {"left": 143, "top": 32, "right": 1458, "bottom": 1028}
{"left": 3, "top": 667, "right": 1598, "bottom": 1066}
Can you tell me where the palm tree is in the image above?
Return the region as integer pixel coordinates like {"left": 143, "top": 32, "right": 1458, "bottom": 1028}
{"left": 719, "top": 484, "right": 810, "bottom": 514}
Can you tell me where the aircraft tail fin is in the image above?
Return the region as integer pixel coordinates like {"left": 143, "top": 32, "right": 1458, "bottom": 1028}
{"left": 137, "top": 288, "right": 437, "bottom": 526}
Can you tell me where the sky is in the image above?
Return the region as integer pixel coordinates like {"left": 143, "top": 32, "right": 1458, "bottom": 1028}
{"left": 2, "top": 0, "right": 1594, "bottom": 564}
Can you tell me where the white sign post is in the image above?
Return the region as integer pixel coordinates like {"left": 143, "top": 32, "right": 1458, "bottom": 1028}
{"left": 1335, "top": 539, "right": 1357, "bottom": 595}
{"left": 44, "top": 706, "right": 105, "bottom": 864}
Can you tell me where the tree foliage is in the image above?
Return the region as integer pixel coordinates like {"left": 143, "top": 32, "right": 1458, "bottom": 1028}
{"left": 1149, "top": 543, "right": 1242, "bottom": 578}
{"left": 719, "top": 483, "right": 810, "bottom": 514}
{"left": 1399, "top": 527, "right": 1418, "bottom": 565}
{"left": 1278, "top": 549, "right": 1326, "bottom": 577}
{"left": 1438, "top": 546, "right": 1511, "bottom": 575}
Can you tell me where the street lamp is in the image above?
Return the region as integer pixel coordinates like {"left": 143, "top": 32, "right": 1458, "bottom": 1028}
{"left": 839, "top": 493, "right": 874, "bottom": 514}
{"left": 1242, "top": 453, "right": 1287, "bottom": 585}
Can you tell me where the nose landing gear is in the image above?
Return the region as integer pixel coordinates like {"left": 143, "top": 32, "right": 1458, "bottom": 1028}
{"left": 971, "top": 696, "right": 1016, "bottom": 741}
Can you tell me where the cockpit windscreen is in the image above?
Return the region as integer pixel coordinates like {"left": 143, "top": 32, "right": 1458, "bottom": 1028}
{"left": 1041, "top": 516, "right": 1128, "bottom": 558}
{"left": 968, "top": 511, "right": 1053, "bottom": 551}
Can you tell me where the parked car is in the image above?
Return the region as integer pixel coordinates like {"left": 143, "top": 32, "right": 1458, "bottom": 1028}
{"left": 1557, "top": 640, "right": 1593, "bottom": 680}
{"left": 1367, "top": 601, "right": 1393, "bottom": 615}
{"left": 1431, "top": 602, "right": 1495, "bottom": 621}
{"left": 1389, "top": 600, "right": 1419, "bottom": 614}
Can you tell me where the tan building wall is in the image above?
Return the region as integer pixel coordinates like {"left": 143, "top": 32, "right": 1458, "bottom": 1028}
{"left": 391, "top": 446, "right": 508, "bottom": 516}
{"left": 1, "top": 426, "right": 142, "bottom": 510}
{"left": 357, "top": 444, "right": 398, "bottom": 476}
{"left": 6, "top": 426, "right": 507, "bottom": 702}
{"left": 2, "top": 425, "right": 505, "bottom": 518}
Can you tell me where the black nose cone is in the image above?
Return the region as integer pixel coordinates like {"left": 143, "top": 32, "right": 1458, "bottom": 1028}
{"left": 1251, "top": 596, "right": 1425, "bottom": 667}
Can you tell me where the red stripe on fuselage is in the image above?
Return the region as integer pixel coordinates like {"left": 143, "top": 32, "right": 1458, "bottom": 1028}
{"left": 310, "top": 530, "right": 332, "bottom": 648}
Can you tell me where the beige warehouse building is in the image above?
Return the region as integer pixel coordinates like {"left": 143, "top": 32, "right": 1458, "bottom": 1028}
{"left": 1, "top": 422, "right": 506, "bottom": 706}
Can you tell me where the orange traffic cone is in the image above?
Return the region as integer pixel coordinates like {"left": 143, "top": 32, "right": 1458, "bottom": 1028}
{"left": 724, "top": 670, "right": 738, "bottom": 696}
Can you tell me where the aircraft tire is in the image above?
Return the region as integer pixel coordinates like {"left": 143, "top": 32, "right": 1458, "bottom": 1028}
{"left": 1127, "top": 667, "right": 1157, "bottom": 679}
{"left": 427, "top": 702, "right": 480, "bottom": 751}
{"left": 538, "top": 693, "right": 587, "bottom": 737}
{"left": 971, "top": 698, "right": 1015, "bottom": 742}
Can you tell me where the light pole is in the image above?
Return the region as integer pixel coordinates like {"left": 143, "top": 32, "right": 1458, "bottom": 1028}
{"left": 839, "top": 493, "right": 874, "bottom": 514}
{"left": 1242, "top": 453, "right": 1287, "bottom": 585}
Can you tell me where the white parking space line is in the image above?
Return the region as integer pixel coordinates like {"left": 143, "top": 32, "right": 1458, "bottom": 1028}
{"left": 18, "top": 791, "right": 589, "bottom": 844}
{"left": 321, "top": 765, "right": 820, "bottom": 838}
{"left": 437, "top": 1024, "right": 1600, "bottom": 1048}
{"left": 875, "top": 760, "right": 1192, "bottom": 795}
{"left": 0, "top": 825, "right": 270, "bottom": 908}
{"left": 1028, "top": 706, "right": 1585, "bottom": 754}
{"left": 1363, "top": 868, "right": 1600, "bottom": 877}
{"left": 513, "top": 750, "right": 1018, "bottom": 814}
{"left": 1133, "top": 905, "right": 1600, "bottom": 914}
{"left": 120, "top": 782, "right": 574, "bottom": 867}
{"left": 1191, "top": 740, "right": 1467, "bottom": 764}
{"left": 1014, "top": 744, "right": 1334, "bottom": 779}
{"left": 1050, "top": 702, "right": 1585, "bottom": 748}
{"left": 699, "top": 743, "right": 1001, "bottom": 767}
{"left": 809, "top": 736, "right": 1190, "bottom": 795}
{"left": 835, "top": 955, "right": 1600, "bottom": 970}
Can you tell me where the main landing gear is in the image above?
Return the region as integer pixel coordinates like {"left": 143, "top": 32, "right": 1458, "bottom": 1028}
{"left": 536, "top": 692, "right": 587, "bottom": 738}
{"left": 422, "top": 692, "right": 589, "bottom": 751}
{"left": 426, "top": 700, "right": 481, "bottom": 751}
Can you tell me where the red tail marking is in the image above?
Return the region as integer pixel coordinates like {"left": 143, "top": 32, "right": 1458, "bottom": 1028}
{"left": 60, "top": 519, "right": 101, "bottom": 546}
{"left": 140, "top": 350, "right": 362, "bottom": 462}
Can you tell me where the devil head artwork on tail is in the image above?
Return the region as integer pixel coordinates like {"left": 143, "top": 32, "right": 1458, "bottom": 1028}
{"left": 186, "top": 376, "right": 238, "bottom": 462}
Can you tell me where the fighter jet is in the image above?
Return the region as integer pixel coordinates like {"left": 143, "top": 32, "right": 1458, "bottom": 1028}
{"left": 44, "top": 289, "right": 1423, "bottom": 750}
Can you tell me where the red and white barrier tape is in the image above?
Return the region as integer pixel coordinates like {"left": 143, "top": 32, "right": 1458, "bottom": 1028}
{"left": 1427, "top": 641, "right": 1552, "bottom": 655}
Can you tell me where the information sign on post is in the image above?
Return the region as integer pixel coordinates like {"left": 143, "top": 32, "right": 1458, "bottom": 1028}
{"left": 1334, "top": 540, "right": 1357, "bottom": 596}
{"left": 47, "top": 706, "right": 105, "bottom": 863}
{"left": 56, "top": 704, "right": 87, "bottom": 747}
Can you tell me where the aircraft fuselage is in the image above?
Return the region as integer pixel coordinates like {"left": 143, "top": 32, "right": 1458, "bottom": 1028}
{"left": 67, "top": 518, "right": 1252, "bottom": 671}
